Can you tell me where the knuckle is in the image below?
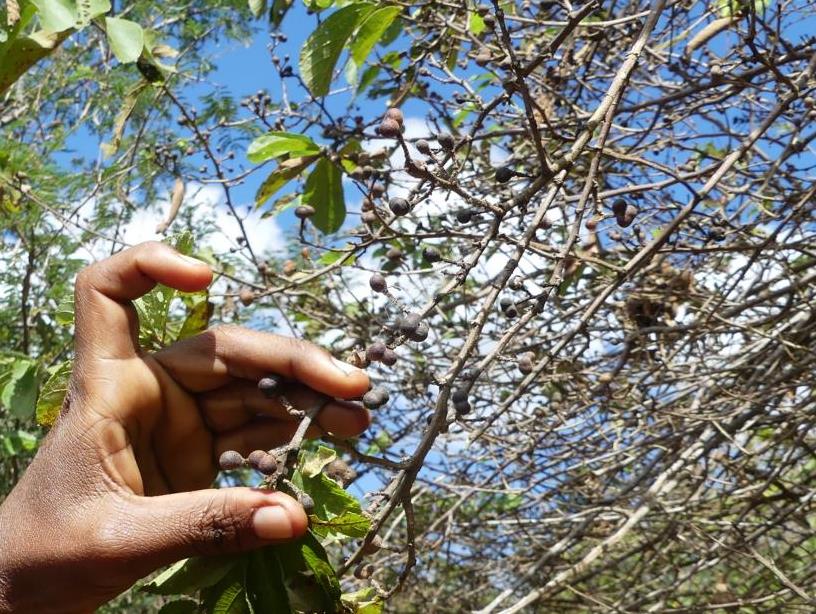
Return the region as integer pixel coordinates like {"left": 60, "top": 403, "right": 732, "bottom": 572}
{"left": 191, "top": 494, "right": 249, "bottom": 555}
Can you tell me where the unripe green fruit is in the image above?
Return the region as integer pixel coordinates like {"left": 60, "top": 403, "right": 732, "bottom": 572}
{"left": 369, "top": 273, "right": 387, "bottom": 293}
{"left": 363, "top": 386, "right": 390, "bottom": 409}
{"left": 416, "top": 139, "right": 431, "bottom": 155}
{"left": 218, "top": 450, "right": 244, "bottom": 471}
{"left": 258, "top": 375, "right": 284, "bottom": 398}
{"left": 384, "top": 107, "right": 404, "bottom": 125}
{"left": 247, "top": 449, "right": 268, "bottom": 469}
{"left": 379, "top": 118, "right": 401, "bottom": 137}
{"left": 366, "top": 341, "right": 387, "bottom": 362}
{"left": 257, "top": 453, "right": 280, "bottom": 476}
{"left": 437, "top": 132, "right": 455, "bottom": 150}
{"left": 495, "top": 166, "right": 514, "bottom": 183}
{"left": 295, "top": 204, "right": 315, "bottom": 219}
{"left": 389, "top": 197, "right": 410, "bottom": 216}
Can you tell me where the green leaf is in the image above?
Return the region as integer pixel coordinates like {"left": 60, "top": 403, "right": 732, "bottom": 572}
{"left": 35, "top": 360, "right": 71, "bottom": 426}
{"left": 469, "top": 12, "right": 485, "bottom": 35}
{"left": 349, "top": 6, "right": 401, "bottom": 67}
{"left": 0, "top": 29, "right": 70, "bottom": 96}
{"left": 55, "top": 295, "right": 74, "bottom": 326}
{"left": 302, "top": 445, "right": 337, "bottom": 477}
{"left": 299, "top": 3, "right": 375, "bottom": 97}
{"left": 1, "top": 359, "right": 38, "bottom": 420}
{"left": 105, "top": 17, "right": 144, "bottom": 63}
{"left": 247, "top": 131, "right": 320, "bottom": 164}
{"left": 275, "top": 532, "right": 342, "bottom": 613}
{"left": 31, "top": 0, "right": 76, "bottom": 33}
{"left": 177, "top": 293, "right": 213, "bottom": 340}
{"left": 76, "top": 0, "right": 111, "bottom": 27}
{"left": 303, "top": 158, "right": 345, "bottom": 233}
{"left": 255, "top": 155, "right": 319, "bottom": 207}
{"left": 310, "top": 511, "right": 370, "bottom": 538}
{"left": 294, "top": 469, "right": 363, "bottom": 520}
{"left": 245, "top": 549, "right": 290, "bottom": 613}
{"left": 142, "top": 556, "right": 237, "bottom": 595}
{"left": 249, "top": 0, "right": 266, "bottom": 18}
{"left": 157, "top": 600, "right": 199, "bottom": 614}
{"left": 342, "top": 588, "right": 383, "bottom": 614}
{"left": 0, "top": 430, "right": 39, "bottom": 457}
{"left": 270, "top": 0, "right": 293, "bottom": 26}
{"left": 316, "top": 250, "right": 355, "bottom": 267}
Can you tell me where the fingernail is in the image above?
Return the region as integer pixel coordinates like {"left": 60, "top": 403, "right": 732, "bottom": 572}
{"left": 253, "top": 505, "right": 293, "bottom": 540}
{"left": 178, "top": 253, "right": 207, "bottom": 266}
{"left": 332, "top": 357, "right": 363, "bottom": 377}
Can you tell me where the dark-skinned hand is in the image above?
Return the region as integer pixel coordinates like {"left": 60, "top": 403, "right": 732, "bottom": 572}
{"left": 0, "top": 242, "right": 371, "bottom": 613}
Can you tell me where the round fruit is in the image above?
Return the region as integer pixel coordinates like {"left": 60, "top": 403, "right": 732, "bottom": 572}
{"left": 475, "top": 50, "right": 491, "bottom": 67}
{"left": 423, "top": 246, "right": 441, "bottom": 263}
{"left": 361, "top": 197, "right": 375, "bottom": 211}
{"left": 325, "top": 458, "right": 357, "bottom": 485}
{"left": 257, "top": 453, "right": 280, "bottom": 476}
{"left": 295, "top": 204, "right": 315, "bottom": 219}
{"left": 218, "top": 450, "right": 244, "bottom": 471}
{"left": 370, "top": 273, "right": 387, "bottom": 293}
{"left": 451, "top": 388, "right": 471, "bottom": 414}
{"left": 611, "top": 199, "right": 627, "bottom": 217}
{"left": 409, "top": 320, "right": 429, "bottom": 342}
{"left": 389, "top": 197, "right": 411, "bottom": 216}
{"left": 258, "top": 374, "right": 284, "bottom": 398}
{"left": 598, "top": 372, "right": 614, "bottom": 385}
{"left": 247, "top": 449, "right": 268, "bottom": 469}
{"left": 381, "top": 348, "right": 398, "bottom": 366}
{"left": 384, "top": 107, "right": 404, "bottom": 125}
{"left": 518, "top": 351, "right": 535, "bottom": 374}
{"left": 361, "top": 210, "right": 378, "bottom": 224}
{"left": 499, "top": 296, "right": 514, "bottom": 312}
{"left": 299, "top": 493, "right": 315, "bottom": 515}
{"left": 363, "top": 387, "right": 390, "bottom": 409}
{"left": 379, "top": 118, "right": 401, "bottom": 137}
{"left": 437, "top": 132, "right": 455, "bottom": 151}
{"left": 371, "top": 183, "right": 386, "bottom": 197}
{"left": 585, "top": 216, "right": 600, "bottom": 231}
{"left": 397, "top": 312, "right": 422, "bottom": 336}
{"left": 239, "top": 288, "right": 255, "bottom": 306}
{"left": 386, "top": 246, "right": 403, "bottom": 261}
{"left": 495, "top": 166, "right": 514, "bottom": 183}
{"left": 366, "top": 341, "right": 387, "bottom": 362}
{"left": 416, "top": 139, "right": 431, "bottom": 155}
{"left": 456, "top": 208, "right": 473, "bottom": 223}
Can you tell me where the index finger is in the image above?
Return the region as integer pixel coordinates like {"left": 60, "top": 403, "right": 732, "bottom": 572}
{"left": 154, "top": 326, "right": 370, "bottom": 400}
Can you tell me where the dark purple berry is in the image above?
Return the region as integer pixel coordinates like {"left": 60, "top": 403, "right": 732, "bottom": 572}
{"left": 381, "top": 348, "right": 398, "bottom": 366}
{"left": 495, "top": 166, "right": 514, "bottom": 183}
{"left": 366, "top": 341, "right": 387, "bottom": 362}
{"left": 363, "top": 387, "right": 390, "bottom": 409}
{"left": 409, "top": 320, "right": 429, "bottom": 342}
{"left": 437, "top": 132, "right": 455, "bottom": 151}
{"left": 257, "top": 453, "right": 280, "bottom": 476}
{"left": 611, "top": 199, "right": 627, "bottom": 217}
{"left": 247, "top": 449, "right": 267, "bottom": 469}
{"left": 389, "top": 197, "right": 410, "bottom": 216}
{"left": 218, "top": 450, "right": 244, "bottom": 471}
{"left": 397, "top": 312, "right": 422, "bottom": 336}
{"left": 258, "top": 375, "right": 284, "bottom": 398}
{"left": 423, "top": 246, "right": 441, "bottom": 263}
{"left": 370, "top": 273, "right": 387, "bottom": 293}
{"left": 456, "top": 208, "right": 473, "bottom": 224}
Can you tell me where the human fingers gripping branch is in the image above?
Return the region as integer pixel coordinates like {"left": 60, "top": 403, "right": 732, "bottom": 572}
{"left": 0, "top": 242, "right": 370, "bottom": 614}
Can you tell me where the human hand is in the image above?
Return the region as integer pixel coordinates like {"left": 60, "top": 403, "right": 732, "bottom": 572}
{"left": 0, "top": 242, "right": 370, "bottom": 613}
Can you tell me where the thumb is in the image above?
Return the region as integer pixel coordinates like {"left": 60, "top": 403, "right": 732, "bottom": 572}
{"left": 119, "top": 487, "right": 308, "bottom": 570}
